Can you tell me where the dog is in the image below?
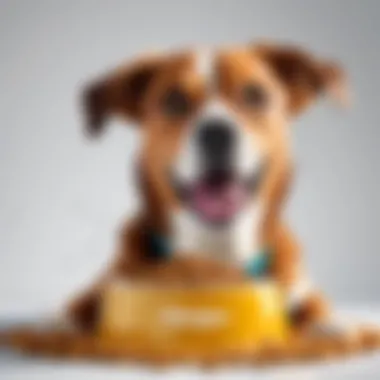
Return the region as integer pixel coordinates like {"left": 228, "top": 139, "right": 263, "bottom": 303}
{"left": 69, "top": 41, "right": 350, "bottom": 336}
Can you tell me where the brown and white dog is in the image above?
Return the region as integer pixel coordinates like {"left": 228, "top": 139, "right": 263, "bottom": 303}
{"left": 69, "top": 42, "right": 349, "bottom": 335}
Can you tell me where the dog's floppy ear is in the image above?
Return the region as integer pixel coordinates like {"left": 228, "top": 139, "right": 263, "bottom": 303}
{"left": 82, "top": 55, "right": 165, "bottom": 136}
{"left": 255, "top": 43, "right": 349, "bottom": 116}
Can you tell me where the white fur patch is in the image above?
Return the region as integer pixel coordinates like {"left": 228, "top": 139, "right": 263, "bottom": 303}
{"left": 173, "top": 100, "right": 262, "bottom": 185}
{"left": 199, "top": 99, "right": 234, "bottom": 120}
{"left": 306, "top": 315, "right": 360, "bottom": 339}
{"left": 173, "top": 129, "right": 201, "bottom": 184}
{"left": 287, "top": 275, "right": 314, "bottom": 310}
{"left": 171, "top": 203, "right": 263, "bottom": 263}
{"left": 195, "top": 49, "right": 215, "bottom": 88}
{"left": 172, "top": 61, "right": 266, "bottom": 264}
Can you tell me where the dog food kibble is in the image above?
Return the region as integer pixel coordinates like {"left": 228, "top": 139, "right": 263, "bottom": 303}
{"left": 1, "top": 257, "right": 380, "bottom": 366}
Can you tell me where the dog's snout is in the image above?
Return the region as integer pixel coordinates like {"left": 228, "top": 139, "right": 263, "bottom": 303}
{"left": 198, "top": 121, "right": 233, "bottom": 150}
{"left": 197, "top": 119, "right": 235, "bottom": 170}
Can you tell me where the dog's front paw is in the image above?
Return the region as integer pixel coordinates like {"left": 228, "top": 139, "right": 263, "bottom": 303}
{"left": 30, "top": 310, "right": 78, "bottom": 333}
{"left": 305, "top": 318, "right": 357, "bottom": 339}
{"left": 301, "top": 317, "right": 362, "bottom": 354}
{"left": 301, "top": 318, "right": 380, "bottom": 354}
{"left": 357, "top": 324, "right": 380, "bottom": 350}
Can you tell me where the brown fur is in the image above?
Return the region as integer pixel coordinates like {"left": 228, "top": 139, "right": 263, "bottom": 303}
{"left": 3, "top": 41, "right": 380, "bottom": 367}
{"left": 1, "top": 42, "right": 353, "bottom": 351}
{"left": 74, "top": 42, "right": 345, "bottom": 331}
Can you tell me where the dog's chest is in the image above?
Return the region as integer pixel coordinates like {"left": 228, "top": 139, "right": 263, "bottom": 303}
{"left": 171, "top": 205, "right": 263, "bottom": 263}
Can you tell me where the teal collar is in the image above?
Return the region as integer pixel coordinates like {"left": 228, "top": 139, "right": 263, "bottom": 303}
{"left": 145, "top": 230, "right": 271, "bottom": 278}
{"left": 244, "top": 248, "right": 272, "bottom": 278}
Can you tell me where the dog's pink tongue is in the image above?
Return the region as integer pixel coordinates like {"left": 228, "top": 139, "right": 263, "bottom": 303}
{"left": 192, "top": 181, "right": 246, "bottom": 222}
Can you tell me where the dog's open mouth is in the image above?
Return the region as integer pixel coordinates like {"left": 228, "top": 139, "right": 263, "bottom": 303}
{"left": 171, "top": 165, "right": 266, "bottom": 225}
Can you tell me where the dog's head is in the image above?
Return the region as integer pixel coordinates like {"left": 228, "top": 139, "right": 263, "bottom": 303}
{"left": 83, "top": 43, "right": 347, "bottom": 231}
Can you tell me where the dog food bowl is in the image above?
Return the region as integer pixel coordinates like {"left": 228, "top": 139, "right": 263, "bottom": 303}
{"left": 98, "top": 280, "right": 290, "bottom": 353}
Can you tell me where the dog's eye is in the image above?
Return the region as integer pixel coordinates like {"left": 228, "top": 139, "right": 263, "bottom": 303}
{"left": 241, "top": 84, "right": 268, "bottom": 109}
{"left": 161, "top": 87, "right": 190, "bottom": 118}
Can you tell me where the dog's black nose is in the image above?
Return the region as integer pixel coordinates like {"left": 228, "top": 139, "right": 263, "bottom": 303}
{"left": 197, "top": 119, "right": 236, "bottom": 171}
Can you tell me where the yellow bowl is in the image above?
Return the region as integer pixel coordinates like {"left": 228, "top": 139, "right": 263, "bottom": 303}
{"left": 98, "top": 280, "right": 289, "bottom": 353}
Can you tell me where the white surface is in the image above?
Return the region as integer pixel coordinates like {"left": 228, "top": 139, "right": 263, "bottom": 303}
{"left": 1, "top": 308, "right": 380, "bottom": 380}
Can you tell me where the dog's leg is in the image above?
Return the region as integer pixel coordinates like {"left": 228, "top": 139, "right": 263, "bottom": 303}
{"left": 66, "top": 286, "right": 105, "bottom": 332}
{"left": 284, "top": 272, "right": 380, "bottom": 351}
{"left": 65, "top": 218, "right": 148, "bottom": 332}
{"left": 270, "top": 223, "right": 377, "bottom": 349}
{"left": 271, "top": 224, "right": 352, "bottom": 336}
{"left": 65, "top": 252, "right": 130, "bottom": 332}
